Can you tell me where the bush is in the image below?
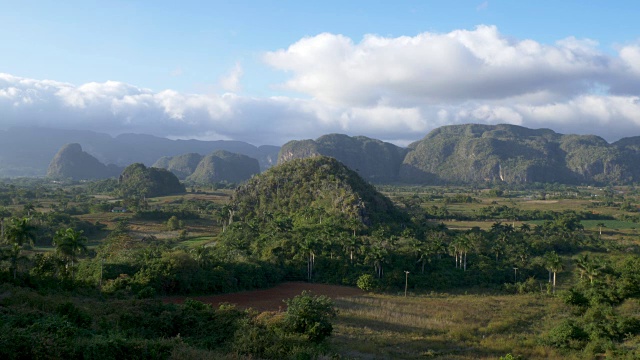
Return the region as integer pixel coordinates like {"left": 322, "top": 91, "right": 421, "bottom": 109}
{"left": 284, "top": 291, "right": 337, "bottom": 343}
{"left": 356, "top": 274, "right": 376, "bottom": 292}
{"left": 545, "top": 319, "right": 588, "bottom": 349}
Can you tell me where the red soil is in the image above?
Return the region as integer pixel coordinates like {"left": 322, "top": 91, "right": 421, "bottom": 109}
{"left": 162, "top": 282, "right": 363, "bottom": 311}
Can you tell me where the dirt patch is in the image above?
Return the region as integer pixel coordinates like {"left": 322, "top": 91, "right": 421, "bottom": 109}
{"left": 163, "top": 282, "right": 363, "bottom": 311}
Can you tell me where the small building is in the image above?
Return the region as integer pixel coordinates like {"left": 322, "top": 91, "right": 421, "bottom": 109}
{"left": 111, "top": 207, "right": 127, "bottom": 213}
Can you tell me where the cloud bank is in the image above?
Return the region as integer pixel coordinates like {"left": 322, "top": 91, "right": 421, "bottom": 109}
{"left": 2, "top": 25, "right": 640, "bottom": 145}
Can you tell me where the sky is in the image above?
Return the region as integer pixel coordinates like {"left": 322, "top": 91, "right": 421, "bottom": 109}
{"left": 1, "top": 0, "right": 640, "bottom": 146}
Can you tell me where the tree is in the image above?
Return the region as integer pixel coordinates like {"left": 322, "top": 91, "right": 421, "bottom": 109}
{"left": 596, "top": 222, "right": 606, "bottom": 236}
{"left": 0, "top": 207, "right": 11, "bottom": 241}
{"left": 4, "top": 217, "right": 35, "bottom": 279}
{"left": 166, "top": 215, "right": 182, "bottom": 231}
{"left": 284, "top": 291, "right": 337, "bottom": 343}
{"left": 53, "top": 228, "right": 88, "bottom": 280}
{"left": 544, "top": 251, "right": 564, "bottom": 293}
{"left": 22, "top": 203, "right": 35, "bottom": 217}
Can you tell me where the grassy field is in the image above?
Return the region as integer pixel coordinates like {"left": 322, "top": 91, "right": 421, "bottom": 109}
{"left": 332, "top": 292, "right": 576, "bottom": 359}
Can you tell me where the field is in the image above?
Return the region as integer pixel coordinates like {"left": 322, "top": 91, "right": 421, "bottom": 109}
{"left": 163, "top": 282, "right": 363, "bottom": 311}
{"left": 162, "top": 282, "right": 580, "bottom": 359}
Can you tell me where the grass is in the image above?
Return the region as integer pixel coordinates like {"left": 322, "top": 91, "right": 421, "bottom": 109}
{"left": 331, "top": 292, "right": 572, "bottom": 359}
{"left": 179, "top": 236, "right": 216, "bottom": 248}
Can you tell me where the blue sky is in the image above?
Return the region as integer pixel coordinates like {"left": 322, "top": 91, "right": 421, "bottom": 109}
{"left": 1, "top": 1, "right": 640, "bottom": 145}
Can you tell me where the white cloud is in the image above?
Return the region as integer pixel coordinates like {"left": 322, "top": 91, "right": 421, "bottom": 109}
{"left": 219, "top": 62, "right": 243, "bottom": 92}
{"left": 263, "top": 26, "right": 621, "bottom": 106}
{"left": 2, "top": 26, "right": 640, "bottom": 146}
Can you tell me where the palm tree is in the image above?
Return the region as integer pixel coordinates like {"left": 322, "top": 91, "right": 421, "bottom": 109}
{"left": 574, "top": 254, "right": 589, "bottom": 280}
{"left": 5, "top": 217, "right": 35, "bottom": 279}
{"left": 342, "top": 234, "right": 360, "bottom": 264}
{"left": 583, "top": 256, "right": 605, "bottom": 285}
{"left": 22, "top": 203, "right": 35, "bottom": 217}
{"left": 190, "top": 245, "right": 213, "bottom": 268}
{"left": 53, "top": 228, "right": 88, "bottom": 280}
{"left": 596, "top": 222, "right": 606, "bottom": 236}
{"left": 0, "top": 208, "right": 11, "bottom": 241}
{"left": 544, "top": 251, "right": 564, "bottom": 293}
{"left": 519, "top": 223, "right": 531, "bottom": 234}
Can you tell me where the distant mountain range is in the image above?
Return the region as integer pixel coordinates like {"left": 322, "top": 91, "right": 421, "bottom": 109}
{"left": 153, "top": 150, "right": 260, "bottom": 184}
{"left": 7, "top": 124, "right": 640, "bottom": 185}
{"left": 0, "top": 127, "right": 279, "bottom": 177}
{"left": 280, "top": 124, "right": 640, "bottom": 185}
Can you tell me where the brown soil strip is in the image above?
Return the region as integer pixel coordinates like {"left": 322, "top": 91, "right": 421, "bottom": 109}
{"left": 162, "top": 282, "right": 363, "bottom": 311}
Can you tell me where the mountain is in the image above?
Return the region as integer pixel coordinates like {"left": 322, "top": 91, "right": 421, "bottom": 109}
{"left": 152, "top": 153, "right": 203, "bottom": 180}
{"left": 400, "top": 124, "right": 640, "bottom": 184}
{"left": 278, "top": 134, "right": 408, "bottom": 183}
{"left": 7, "top": 124, "right": 640, "bottom": 185}
{"left": 231, "top": 156, "right": 405, "bottom": 227}
{"left": 0, "top": 127, "right": 280, "bottom": 177}
{"left": 186, "top": 150, "right": 260, "bottom": 184}
{"left": 118, "top": 163, "right": 185, "bottom": 198}
{"left": 46, "top": 143, "right": 122, "bottom": 180}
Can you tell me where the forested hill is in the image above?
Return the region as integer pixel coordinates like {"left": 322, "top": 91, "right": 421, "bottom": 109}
{"left": 46, "top": 143, "right": 122, "bottom": 180}
{"left": 278, "top": 124, "right": 640, "bottom": 185}
{"left": 400, "top": 124, "right": 640, "bottom": 185}
{"left": 152, "top": 153, "right": 203, "bottom": 180}
{"left": 278, "top": 134, "right": 408, "bottom": 183}
{"left": 230, "top": 156, "right": 406, "bottom": 229}
{"left": 9, "top": 124, "right": 640, "bottom": 184}
{"left": 186, "top": 150, "right": 260, "bottom": 184}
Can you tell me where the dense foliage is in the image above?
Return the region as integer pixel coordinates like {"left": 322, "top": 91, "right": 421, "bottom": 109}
{"left": 118, "top": 163, "right": 185, "bottom": 198}
{"left": 1, "top": 161, "right": 639, "bottom": 358}
{"left": 0, "top": 285, "right": 334, "bottom": 359}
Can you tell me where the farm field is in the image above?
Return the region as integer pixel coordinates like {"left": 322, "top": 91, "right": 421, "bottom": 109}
{"left": 162, "top": 282, "right": 611, "bottom": 359}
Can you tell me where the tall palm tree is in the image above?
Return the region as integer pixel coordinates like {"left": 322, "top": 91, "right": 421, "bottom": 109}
{"left": 53, "top": 228, "right": 88, "bottom": 280}
{"left": 5, "top": 217, "right": 36, "bottom": 279}
{"left": 574, "top": 254, "right": 589, "bottom": 280}
{"left": 0, "top": 208, "right": 11, "bottom": 241}
{"left": 544, "top": 251, "right": 564, "bottom": 293}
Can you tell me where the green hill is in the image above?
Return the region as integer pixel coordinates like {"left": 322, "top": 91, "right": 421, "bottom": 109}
{"left": 231, "top": 156, "right": 405, "bottom": 227}
{"left": 47, "top": 143, "right": 122, "bottom": 180}
{"left": 118, "top": 163, "right": 185, "bottom": 198}
{"left": 278, "top": 134, "right": 407, "bottom": 183}
{"left": 400, "top": 123, "right": 640, "bottom": 185}
{"left": 152, "top": 153, "right": 203, "bottom": 180}
{"left": 186, "top": 150, "right": 260, "bottom": 184}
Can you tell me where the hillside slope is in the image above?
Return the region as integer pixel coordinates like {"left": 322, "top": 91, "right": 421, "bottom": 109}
{"left": 400, "top": 124, "right": 640, "bottom": 184}
{"left": 278, "top": 134, "right": 407, "bottom": 183}
{"left": 47, "top": 143, "right": 121, "bottom": 180}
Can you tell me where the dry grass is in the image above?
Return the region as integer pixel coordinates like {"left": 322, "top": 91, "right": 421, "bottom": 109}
{"left": 331, "top": 292, "right": 572, "bottom": 359}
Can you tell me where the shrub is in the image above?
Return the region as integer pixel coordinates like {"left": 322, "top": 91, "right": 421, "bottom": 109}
{"left": 284, "top": 291, "right": 337, "bottom": 343}
{"left": 356, "top": 274, "right": 376, "bottom": 292}
{"left": 545, "top": 319, "right": 588, "bottom": 349}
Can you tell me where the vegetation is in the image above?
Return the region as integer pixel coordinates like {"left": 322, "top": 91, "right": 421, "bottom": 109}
{"left": 152, "top": 153, "right": 203, "bottom": 180}
{"left": 47, "top": 143, "right": 122, "bottom": 180}
{"left": 0, "top": 154, "right": 639, "bottom": 358}
{"left": 186, "top": 150, "right": 260, "bottom": 185}
{"left": 401, "top": 123, "right": 640, "bottom": 185}
{"left": 118, "top": 163, "right": 185, "bottom": 199}
{"left": 279, "top": 133, "right": 408, "bottom": 183}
